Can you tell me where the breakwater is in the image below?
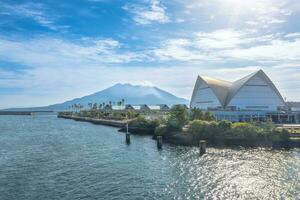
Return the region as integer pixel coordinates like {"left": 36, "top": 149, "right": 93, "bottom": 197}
{"left": 57, "top": 113, "right": 131, "bottom": 127}
{"left": 0, "top": 111, "right": 33, "bottom": 115}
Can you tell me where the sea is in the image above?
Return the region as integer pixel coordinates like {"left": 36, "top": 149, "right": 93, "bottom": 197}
{"left": 0, "top": 114, "right": 299, "bottom": 200}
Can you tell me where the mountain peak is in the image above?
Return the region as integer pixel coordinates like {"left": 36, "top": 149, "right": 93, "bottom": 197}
{"left": 25, "top": 83, "right": 189, "bottom": 111}
{"left": 4, "top": 83, "right": 189, "bottom": 111}
{"left": 112, "top": 83, "right": 154, "bottom": 88}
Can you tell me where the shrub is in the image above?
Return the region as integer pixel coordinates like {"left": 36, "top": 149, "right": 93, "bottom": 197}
{"left": 128, "top": 116, "right": 163, "bottom": 130}
{"left": 155, "top": 125, "right": 168, "bottom": 136}
{"left": 188, "top": 120, "right": 219, "bottom": 140}
{"left": 268, "top": 128, "right": 290, "bottom": 141}
{"left": 112, "top": 112, "right": 124, "bottom": 120}
{"left": 230, "top": 122, "right": 263, "bottom": 139}
{"left": 126, "top": 111, "right": 139, "bottom": 119}
{"left": 253, "top": 120, "right": 276, "bottom": 131}
{"left": 167, "top": 118, "right": 183, "bottom": 131}
{"left": 187, "top": 120, "right": 290, "bottom": 142}
{"left": 129, "top": 116, "right": 149, "bottom": 128}
{"left": 218, "top": 120, "right": 232, "bottom": 131}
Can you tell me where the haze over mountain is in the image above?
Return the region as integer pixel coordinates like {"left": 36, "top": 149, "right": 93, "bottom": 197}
{"left": 4, "top": 83, "right": 189, "bottom": 111}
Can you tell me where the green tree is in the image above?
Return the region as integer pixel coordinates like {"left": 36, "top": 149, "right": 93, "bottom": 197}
{"left": 203, "top": 111, "right": 215, "bottom": 121}
{"left": 92, "top": 103, "right": 98, "bottom": 110}
{"left": 190, "top": 108, "right": 204, "bottom": 120}
{"left": 167, "top": 105, "right": 188, "bottom": 131}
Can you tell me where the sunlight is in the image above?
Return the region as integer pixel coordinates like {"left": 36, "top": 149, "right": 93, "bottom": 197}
{"left": 214, "top": 0, "right": 277, "bottom": 26}
{"left": 221, "top": 0, "right": 274, "bottom": 15}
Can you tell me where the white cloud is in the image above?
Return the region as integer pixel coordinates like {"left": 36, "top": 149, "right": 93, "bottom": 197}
{"left": 123, "top": 0, "right": 170, "bottom": 25}
{"left": 195, "top": 29, "right": 246, "bottom": 49}
{"left": 0, "top": 37, "right": 144, "bottom": 67}
{"left": 0, "top": 2, "right": 62, "bottom": 30}
{"left": 151, "top": 29, "right": 300, "bottom": 64}
{"left": 179, "top": 0, "right": 291, "bottom": 29}
{"left": 284, "top": 32, "right": 300, "bottom": 38}
{"left": 269, "top": 19, "right": 286, "bottom": 24}
{"left": 224, "top": 39, "right": 300, "bottom": 61}
{"left": 152, "top": 39, "right": 206, "bottom": 61}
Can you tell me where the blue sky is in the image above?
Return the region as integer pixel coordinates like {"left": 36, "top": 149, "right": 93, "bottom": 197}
{"left": 1, "top": 0, "right": 300, "bottom": 108}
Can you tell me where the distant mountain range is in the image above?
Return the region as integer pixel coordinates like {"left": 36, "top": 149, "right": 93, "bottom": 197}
{"left": 4, "top": 83, "right": 189, "bottom": 111}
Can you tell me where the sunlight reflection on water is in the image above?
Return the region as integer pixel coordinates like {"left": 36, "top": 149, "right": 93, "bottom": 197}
{"left": 0, "top": 115, "right": 299, "bottom": 200}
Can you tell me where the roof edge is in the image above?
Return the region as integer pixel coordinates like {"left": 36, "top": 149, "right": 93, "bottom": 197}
{"left": 190, "top": 75, "right": 229, "bottom": 108}
{"left": 226, "top": 69, "right": 286, "bottom": 106}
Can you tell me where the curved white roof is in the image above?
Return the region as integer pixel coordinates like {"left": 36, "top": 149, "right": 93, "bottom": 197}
{"left": 190, "top": 69, "right": 285, "bottom": 108}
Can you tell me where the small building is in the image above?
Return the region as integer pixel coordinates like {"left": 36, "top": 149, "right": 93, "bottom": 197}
{"left": 157, "top": 104, "right": 170, "bottom": 111}
{"left": 125, "top": 104, "right": 135, "bottom": 110}
{"left": 111, "top": 105, "right": 126, "bottom": 111}
{"left": 148, "top": 105, "right": 161, "bottom": 111}
{"left": 111, "top": 104, "right": 135, "bottom": 111}
{"left": 132, "top": 104, "right": 150, "bottom": 111}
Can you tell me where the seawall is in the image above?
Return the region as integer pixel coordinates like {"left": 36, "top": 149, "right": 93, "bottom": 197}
{"left": 57, "top": 114, "right": 130, "bottom": 127}
{"left": 0, "top": 111, "right": 33, "bottom": 115}
{"left": 163, "top": 132, "right": 300, "bottom": 148}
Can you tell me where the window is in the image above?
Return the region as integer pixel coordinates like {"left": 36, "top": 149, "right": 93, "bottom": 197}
{"left": 246, "top": 106, "right": 269, "bottom": 108}
{"left": 196, "top": 101, "right": 213, "bottom": 104}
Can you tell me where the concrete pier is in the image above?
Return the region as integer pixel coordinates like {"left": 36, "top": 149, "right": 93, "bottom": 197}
{"left": 157, "top": 136, "right": 163, "bottom": 149}
{"left": 126, "top": 124, "right": 130, "bottom": 144}
{"left": 199, "top": 140, "right": 206, "bottom": 155}
{"left": 126, "top": 133, "right": 130, "bottom": 144}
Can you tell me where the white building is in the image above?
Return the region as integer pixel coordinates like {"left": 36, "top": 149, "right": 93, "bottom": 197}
{"left": 190, "top": 70, "right": 290, "bottom": 122}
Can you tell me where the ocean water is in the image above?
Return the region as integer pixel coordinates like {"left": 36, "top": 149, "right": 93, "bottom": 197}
{"left": 0, "top": 114, "right": 299, "bottom": 200}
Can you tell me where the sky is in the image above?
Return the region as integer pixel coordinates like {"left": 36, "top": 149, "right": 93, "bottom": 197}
{"left": 1, "top": 0, "right": 300, "bottom": 108}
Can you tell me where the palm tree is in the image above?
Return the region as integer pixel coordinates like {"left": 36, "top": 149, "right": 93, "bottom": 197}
{"left": 93, "top": 103, "right": 98, "bottom": 110}
{"left": 79, "top": 104, "right": 83, "bottom": 112}
{"left": 88, "top": 103, "right": 93, "bottom": 110}
{"left": 121, "top": 98, "right": 125, "bottom": 106}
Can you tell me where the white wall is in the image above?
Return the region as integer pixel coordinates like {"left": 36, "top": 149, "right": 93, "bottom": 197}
{"left": 191, "top": 81, "right": 221, "bottom": 110}
{"left": 228, "top": 75, "right": 284, "bottom": 111}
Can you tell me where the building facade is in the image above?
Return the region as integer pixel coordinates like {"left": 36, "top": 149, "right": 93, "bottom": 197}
{"left": 190, "top": 70, "right": 298, "bottom": 123}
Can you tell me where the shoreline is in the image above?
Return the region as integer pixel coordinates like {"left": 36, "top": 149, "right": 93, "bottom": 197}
{"left": 57, "top": 114, "right": 131, "bottom": 127}
{"left": 163, "top": 132, "right": 300, "bottom": 149}
{"left": 0, "top": 111, "right": 33, "bottom": 115}
{"left": 57, "top": 114, "right": 300, "bottom": 149}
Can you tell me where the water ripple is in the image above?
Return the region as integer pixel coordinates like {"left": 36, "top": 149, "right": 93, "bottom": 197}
{"left": 0, "top": 115, "right": 299, "bottom": 200}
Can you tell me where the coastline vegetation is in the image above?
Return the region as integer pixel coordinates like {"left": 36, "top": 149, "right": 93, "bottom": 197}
{"left": 59, "top": 102, "right": 292, "bottom": 146}
{"left": 152, "top": 105, "right": 290, "bottom": 143}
